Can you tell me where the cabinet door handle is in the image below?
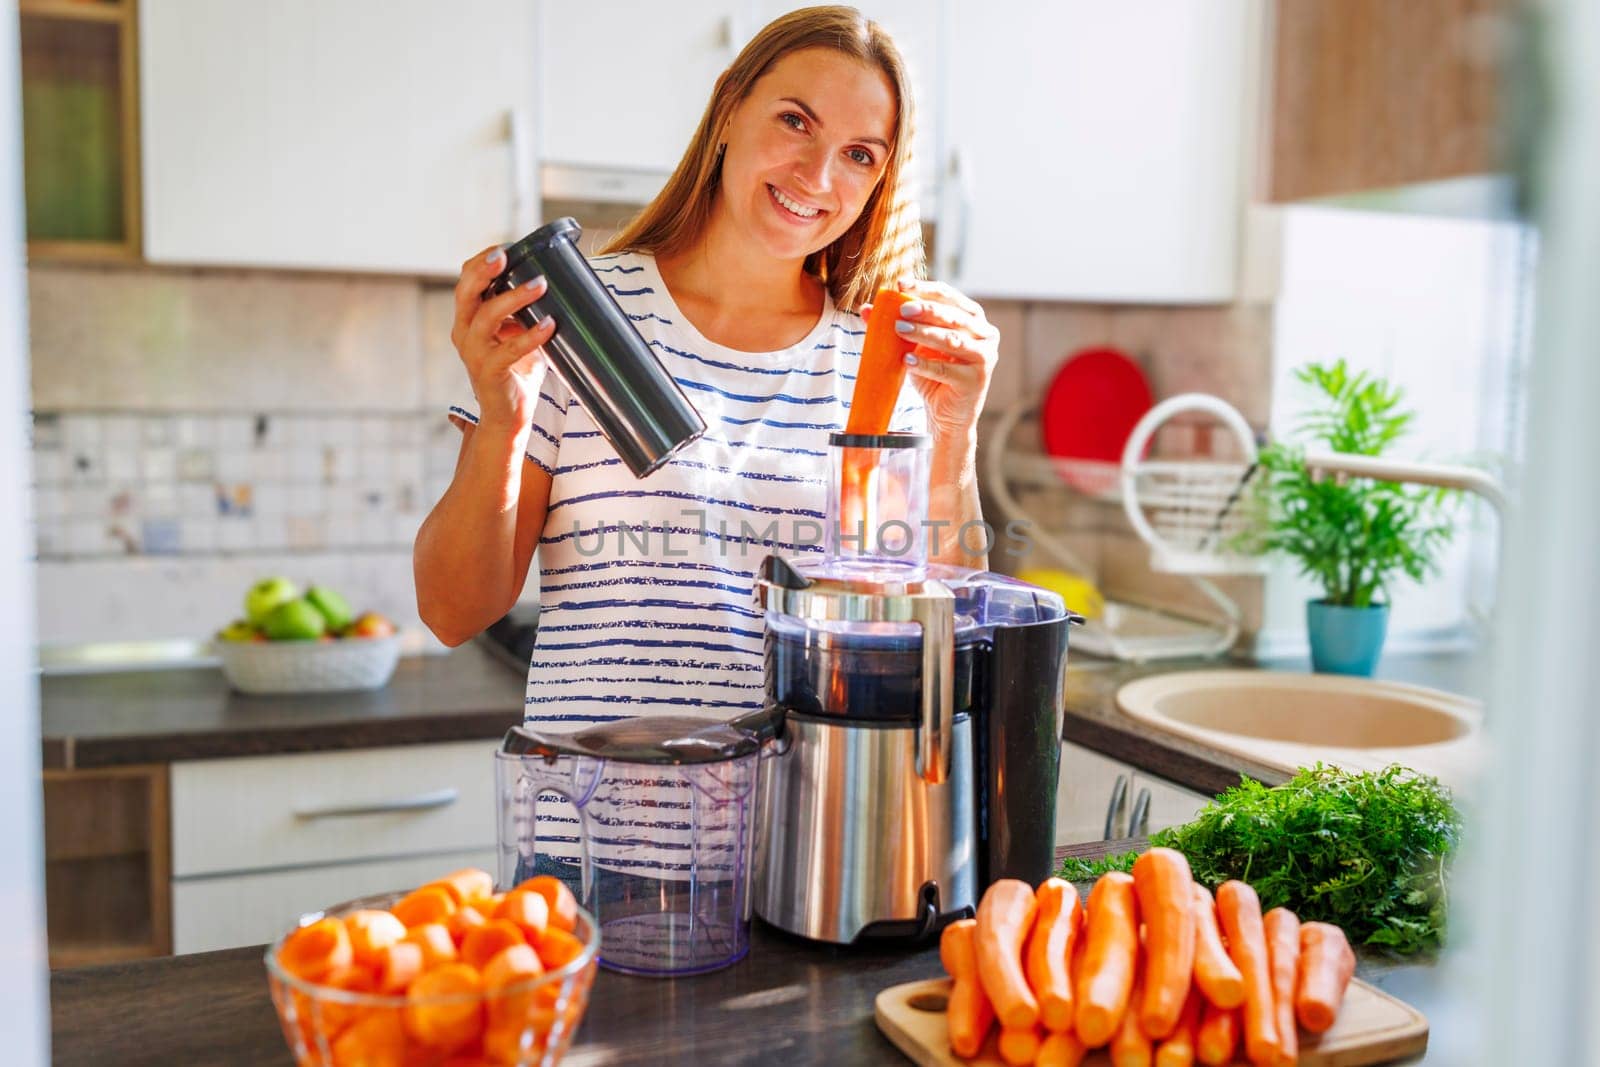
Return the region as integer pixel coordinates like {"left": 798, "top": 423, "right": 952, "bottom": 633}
{"left": 1103, "top": 774, "right": 1128, "bottom": 841}
{"left": 941, "top": 146, "right": 973, "bottom": 285}
{"left": 293, "top": 788, "right": 459, "bottom": 820}
{"left": 506, "top": 107, "right": 534, "bottom": 241}
{"left": 1129, "top": 787, "right": 1152, "bottom": 839}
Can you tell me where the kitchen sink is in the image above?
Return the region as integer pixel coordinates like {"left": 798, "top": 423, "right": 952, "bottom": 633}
{"left": 1115, "top": 670, "right": 1483, "bottom": 787}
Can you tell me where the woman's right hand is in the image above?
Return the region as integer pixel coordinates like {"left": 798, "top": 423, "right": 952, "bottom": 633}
{"left": 450, "top": 245, "right": 557, "bottom": 434}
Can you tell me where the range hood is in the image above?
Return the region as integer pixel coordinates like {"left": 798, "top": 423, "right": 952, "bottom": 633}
{"left": 540, "top": 162, "right": 671, "bottom": 207}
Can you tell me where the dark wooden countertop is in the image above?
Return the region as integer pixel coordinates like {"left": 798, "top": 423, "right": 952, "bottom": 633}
{"left": 39, "top": 642, "right": 526, "bottom": 770}
{"left": 48, "top": 839, "right": 1442, "bottom": 1067}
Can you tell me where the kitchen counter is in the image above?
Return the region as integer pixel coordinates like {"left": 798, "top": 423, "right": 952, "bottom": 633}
{"left": 48, "top": 839, "right": 1450, "bottom": 1066}
{"left": 39, "top": 642, "right": 526, "bottom": 769}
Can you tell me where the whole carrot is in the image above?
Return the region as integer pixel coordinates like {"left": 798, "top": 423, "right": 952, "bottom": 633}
{"left": 939, "top": 918, "right": 995, "bottom": 1058}
{"left": 1074, "top": 871, "right": 1140, "bottom": 1047}
{"left": 1027, "top": 878, "right": 1082, "bottom": 1032}
{"left": 1295, "top": 921, "right": 1356, "bottom": 1033}
{"left": 1132, "top": 847, "right": 1197, "bottom": 1039}
{"left": 1195, "top": 1003, "right": 1240, "bottom": 1067}
{"left": 976, "top": 879, "right": 1041, "bottom": 1030}
{"left": 1110, "top": 967, "right": 1153, "bottom": 1067}
{"left": 1215, "top": 880, "right": 1281, "bottom": 1067}
{"left": 1155, "top": 986, "right": 1202, "bottom": 1067}
{"left": 1264, "top": 908, "right": 1301, "bottom": 1066}
{"left": 1037, "top": 1029, "right": 1089, "bottom": 1067}
{"left": 1191, "top": 884, "right": 1245, "bottom": 1010}
{"left": 998, "top": 1025, "right": 1042, "bottom": 1066}
{"left": 846, "top": 287, "right": 917, "bottom": 434}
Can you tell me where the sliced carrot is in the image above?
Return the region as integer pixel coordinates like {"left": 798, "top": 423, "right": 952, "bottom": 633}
{"left": 344, "top": 909, "right": 407, "bottom": 969}
{"left": 484, "top": 1020, "right": 545, "bottom": 1066}
{"left": 1191, "top": 884, "right": 1245, "bottom": 1010}
{"left": 939, "top": 917, "right": 996, "bottom": 1059}
{"left": 403, "top": 922, "right": 458, "bottom": 970}
{"left": 975, "top": 879, "right": 1040, "bottom": 1031}
{"left": 534, "top": 926, "right": 585, "bottom": 971}
{"left": 463, "top": 919, "right": 529, "bottom": 971}
{"left": 1036, "top": 1029, "right": 1089, "bottom": 1067}
{"left": 1155, "top": 986, "right": 1202, "bottom": 1067}
{"left": 447, "top": 905, "right": 489, "bottom": 948}
{"left": 495, "top": 890, "right": 552, "bottom": 942}
{"left": 1215, "top": 880, "right": 1281, "bottom": 1067}
{"left": 1132, "top": 847, "right": 1197, "bottom": 1040}
{"left": 427, "top": 868, "right": 495, "bottom": 906}
{"left": 513, "top": 875, "right": 578, "bottom": 935}
{"left": 392, "top": 885, "right": 458, "bottom": 929}
{"left": 845, "top": 287, "right": 917, "bottom": 435}
{"left": 1026, "top": 877, "right": 1082, "bottom": 1033}
{"left": 1263, "top": 907, "right": 1301, "bottom": 1067}
{"left": 403, "top": 962, "right": 485, "bottom": 1052}
{"left": 482, "top": 942, "right": 546, "bottom": 1031}
{"left": 329, "top": 1007, "right": 406, "bottom": 1067}
{"left": 375, "top": 939, "right": 426, "bottom": 995}
{"left": 998, "top": 1025, "right": 1042, "bottom": 1066}
{"left": 1110, "top": 965, "right": 1153, "bottom": 1067}
{"left": 1074, "top": 871, "right": 1139, "bottom": 1047}
{"left": 1195, "top": 1003, "right": 1241, "bottom": 1067}
{"left": 316, "top": 964, "right": 379, "bottom": 1037}
{"left": 278, "top": 917, "right": 354, "bottom": 983}
{"left": 1295, "top": 921, "right": 1356, "bottom": 1034}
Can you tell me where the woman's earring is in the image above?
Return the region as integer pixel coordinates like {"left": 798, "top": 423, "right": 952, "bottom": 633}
{"left": 716, "top": 143, "right": 727, "bottom": 161}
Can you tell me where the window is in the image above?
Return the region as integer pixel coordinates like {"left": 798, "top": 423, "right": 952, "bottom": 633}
{"left": 1257, "top": 204, "right": 1535, "bottom": 656}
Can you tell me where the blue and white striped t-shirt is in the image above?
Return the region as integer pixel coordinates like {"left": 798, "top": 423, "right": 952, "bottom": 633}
{"left": 451, "top": 249, "right": 925, "bottom": 868}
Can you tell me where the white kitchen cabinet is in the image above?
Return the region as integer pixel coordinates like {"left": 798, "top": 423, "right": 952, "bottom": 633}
{"left": 938, "top": 1, "right": 1257, "bottom": 302}
{"left": 1056, "top": 740, "right": 1211, "bottom": 845}
{"left": 170, "top": 740, "right": 502, "bottom": 953}
{"left": 537, "top": 0, "right": 739, "bottom": 176}
{"left": 754, "top": 1, "right": 946, "bottom": 215}
{"left": 140, "top": 0, "right": 537, "bottom": 276}
{"left": 173, "top": 848, "right": 497, "bottom": 955}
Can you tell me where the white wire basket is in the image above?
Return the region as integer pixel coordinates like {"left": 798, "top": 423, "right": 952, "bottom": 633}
{"left": 215, "top": 634, "right": 401, "bottom": 694}
{"left": 1119, "top": 394, "right": 1269, "bottom": 578}
{"left": 986, "top": 393, "right": 1269, "bottom": 662}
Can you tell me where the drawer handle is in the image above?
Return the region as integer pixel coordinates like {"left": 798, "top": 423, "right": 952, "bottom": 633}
{"left": 293, "top": 788, "right": 460, "bottom": 820}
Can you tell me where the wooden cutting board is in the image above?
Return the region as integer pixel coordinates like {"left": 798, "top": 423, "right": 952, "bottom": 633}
{"left": 875, "top": 977, "right": 1427, "bottom": 1066}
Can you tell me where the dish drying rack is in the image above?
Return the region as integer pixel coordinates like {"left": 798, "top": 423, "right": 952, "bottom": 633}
{"left": 986, "top": 393, "right": 1267, "bottom": 662}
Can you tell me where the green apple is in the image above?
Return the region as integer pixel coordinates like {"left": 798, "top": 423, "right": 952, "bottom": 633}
{"left": 305, "top": 586, "right": 354, "bottom": 632}
{"left": 245, "top": 577, "right": 301, "bottom": 627}
{"left": 217, "top": 619, "right": 258, "bottom": 642}
{"left": 262, "top": 598, "right": 328, "bottom": 641}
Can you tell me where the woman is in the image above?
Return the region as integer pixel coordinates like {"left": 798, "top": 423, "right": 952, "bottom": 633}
{"left": 416, "top": 6, "right": 999, "bottom": 730}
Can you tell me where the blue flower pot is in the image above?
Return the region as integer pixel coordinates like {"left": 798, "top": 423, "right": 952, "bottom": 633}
{"left": 1306, "top": 600, "right": 1390, "bottom": 676}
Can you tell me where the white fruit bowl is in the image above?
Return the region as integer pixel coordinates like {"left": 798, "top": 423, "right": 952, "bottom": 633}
{"left": 215, "top": 634, "right": 402, "bottom": 694}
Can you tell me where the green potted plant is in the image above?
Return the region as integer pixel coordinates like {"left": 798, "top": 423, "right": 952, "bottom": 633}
{"left": 1248, "top": 360, "right": 1457, "bottom": 675}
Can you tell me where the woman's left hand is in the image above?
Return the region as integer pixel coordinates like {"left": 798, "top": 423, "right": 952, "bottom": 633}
{"left": 865, "top": 280, "right": 999, "bottom": 445}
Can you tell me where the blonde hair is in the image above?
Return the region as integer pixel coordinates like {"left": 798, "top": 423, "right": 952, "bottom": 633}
{"left": 599, "top": 5, "right": 924, "bottom": 312}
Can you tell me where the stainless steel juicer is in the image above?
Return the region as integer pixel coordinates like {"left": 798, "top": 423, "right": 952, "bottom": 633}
{"left": 741, "top": 432, "right": 1079, "bottom": 944}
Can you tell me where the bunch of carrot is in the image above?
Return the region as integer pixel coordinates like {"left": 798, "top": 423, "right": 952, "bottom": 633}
{"left": 272, "top": 866, "right": 591, "bottom": 1067}
{"left": 940, "top": 849, "right": 1357, "bottom": 1066}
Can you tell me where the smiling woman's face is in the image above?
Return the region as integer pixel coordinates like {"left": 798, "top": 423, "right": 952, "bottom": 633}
{"left": 716, "top": 46, "right": 897, "bottom": 263}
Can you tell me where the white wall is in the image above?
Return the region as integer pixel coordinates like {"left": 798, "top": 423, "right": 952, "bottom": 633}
{"left": 0, "top": 0, "right": 51, "bottom": 1060}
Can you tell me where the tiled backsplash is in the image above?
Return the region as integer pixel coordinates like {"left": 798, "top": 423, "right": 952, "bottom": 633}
{"left": 27, "top": 256, "right": 1276, "bottom": 652}
{"left": 29, "top": 410, "right": 461, "bottom": 560}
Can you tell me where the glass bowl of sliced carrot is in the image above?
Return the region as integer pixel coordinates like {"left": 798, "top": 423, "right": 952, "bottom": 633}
{"left": 264, "top": 867, "right": 600, "bottom": 1067}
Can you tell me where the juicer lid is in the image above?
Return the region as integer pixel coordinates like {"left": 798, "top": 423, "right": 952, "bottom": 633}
{"left": 757, "top": 554, "right": 1071, "bottom": 637}
{"left": 500, "top": 715, "right": 761, "bottom": 766}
